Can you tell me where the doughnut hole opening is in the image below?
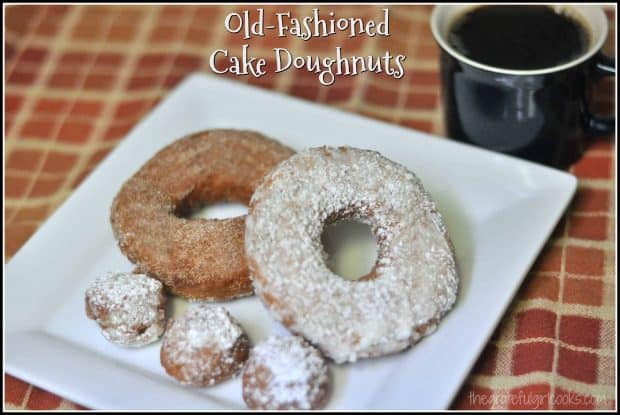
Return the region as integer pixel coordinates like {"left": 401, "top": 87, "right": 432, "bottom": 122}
{"left": 321, "top": 219, "right": 379, "bottom": 281}
{"left": 177, "top": 201, "right": 249, "bottom": 220}
{"left": 174, "top": 178, "right": 252, "bottom": 220}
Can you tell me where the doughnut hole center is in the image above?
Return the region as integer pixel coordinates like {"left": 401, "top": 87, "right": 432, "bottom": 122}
{"left": 179, "top": 201, "right": 248, "bottom": 220}
{"left": 321, "top": 219, "right": 379, "bottom": 281}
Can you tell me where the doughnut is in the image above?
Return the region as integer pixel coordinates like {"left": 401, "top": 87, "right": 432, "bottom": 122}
{"left": 245, "top": 147, "right": 459, "bottom": 363}
{"left": 242, "top": 336, "right": 330, "bottom": 410}
{"left": 110, "top": 129, "right": 295, "bottom": 300}
{"left": 85, "top": 272, "right": 166, "bottom": 347}
{"left": 160, "top": 304, "right": 250, "bottom": 386}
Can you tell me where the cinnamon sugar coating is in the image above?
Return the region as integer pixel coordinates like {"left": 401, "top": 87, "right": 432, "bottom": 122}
{"left": 110, "top": 130, "right": 294, "bottom": 300}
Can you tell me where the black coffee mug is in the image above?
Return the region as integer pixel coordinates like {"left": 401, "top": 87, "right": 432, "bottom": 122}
{"left": 431, "top": 5, "right": 615, "bottom": 168}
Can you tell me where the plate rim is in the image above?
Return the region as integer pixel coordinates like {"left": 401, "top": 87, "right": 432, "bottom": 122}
{"left": 5, "top": 72, "right": 578, "bottom": 410}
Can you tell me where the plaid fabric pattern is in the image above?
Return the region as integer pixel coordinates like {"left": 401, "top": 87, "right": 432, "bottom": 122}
{"left": 4, "top": 5, "right": 616, "bottom": 410}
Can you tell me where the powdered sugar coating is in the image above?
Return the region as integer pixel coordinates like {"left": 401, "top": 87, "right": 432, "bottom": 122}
{"left": 160, "top": 304, "right": 249, "bottom": 386}
{"left": 85, "top": 272, "right": 165, "bottom": 347}
{"left": 242, "top": 336, "right": 330, "bottom": 410}
{"left": 245, "top": 147, "right": 459, "bottom": 363}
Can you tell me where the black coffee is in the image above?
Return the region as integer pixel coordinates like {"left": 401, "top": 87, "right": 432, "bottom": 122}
{"left": 448, "top": 6, "right": 590, "bottom": 70}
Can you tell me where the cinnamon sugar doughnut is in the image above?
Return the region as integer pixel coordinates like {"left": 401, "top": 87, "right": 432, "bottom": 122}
{"left": 160, "top": 304, "right": 250, "bottom": 386}
{"left": 110, "top": 130, "right": 294, "bottom": 300}
{"left": 85, "top": 272, "right": 166, "bottom": 347}
{"left": 242, "top": 336, "right": 330, "bottom": 410}
{"left": 245, "top": 147, "right": 459, "bottom": 363}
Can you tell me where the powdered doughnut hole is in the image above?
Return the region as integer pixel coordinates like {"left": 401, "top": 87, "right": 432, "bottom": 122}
{"left": 242, "top": 336, "right": 330, "bottom": 410}
{"left": 160, "top": 304, "right": 250, "bottom": 386}
{"left": 85, "top": 272, "right": 166, "bottom": 347}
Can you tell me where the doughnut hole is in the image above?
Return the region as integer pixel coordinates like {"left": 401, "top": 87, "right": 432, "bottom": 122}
{"left": 183, "top": 201, "right": 248, "bottom": 220}
{"left": 321, "top": 219, "right": 379, "bottom": 281}
{"left": 174, "top": 191, "right": 248, "bottom": 220}
{"left": 174, "top": 177, "right": 251, "bottom": 220}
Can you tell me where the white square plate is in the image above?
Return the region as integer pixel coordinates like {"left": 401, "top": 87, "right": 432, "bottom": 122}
{"left": 5, "top": 74, "right": 577, "bottom": 410}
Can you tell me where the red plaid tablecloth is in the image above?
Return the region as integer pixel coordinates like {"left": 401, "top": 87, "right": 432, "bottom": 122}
{"left": 4, "top": 5, "right": 616, "bottom": 410}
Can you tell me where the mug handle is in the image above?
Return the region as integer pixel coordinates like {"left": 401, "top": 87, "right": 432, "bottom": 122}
{"left": 585, "top": 53, "right": 615, "bottom": 135}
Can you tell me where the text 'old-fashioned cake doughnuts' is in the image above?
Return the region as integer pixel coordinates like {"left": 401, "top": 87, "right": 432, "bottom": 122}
{"left": 111, "top": 129, "right": 294, "bottom": 300}
{"left": 245, "top": 146, "right": 459, "bottom": 363}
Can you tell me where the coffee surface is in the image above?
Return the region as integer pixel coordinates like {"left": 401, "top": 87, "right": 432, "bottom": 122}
{"left": 448, "top": 5, "right": 590, "bottom": 70}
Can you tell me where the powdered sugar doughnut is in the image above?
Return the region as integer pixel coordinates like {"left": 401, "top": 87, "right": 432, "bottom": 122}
{"left": 160, "top": 304, "right": 249, "bottom": 386}
{"left": 242, "top": 336, "right": 330, "bottom": 410}
{"left": 111, "top": 129, "right": 295, "bottom": 300}
{"left": 245, "top": 147, "right": 458, "bottom": 363}
{"left": 85, "top": 272, "right": 166, "bottom": 347}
